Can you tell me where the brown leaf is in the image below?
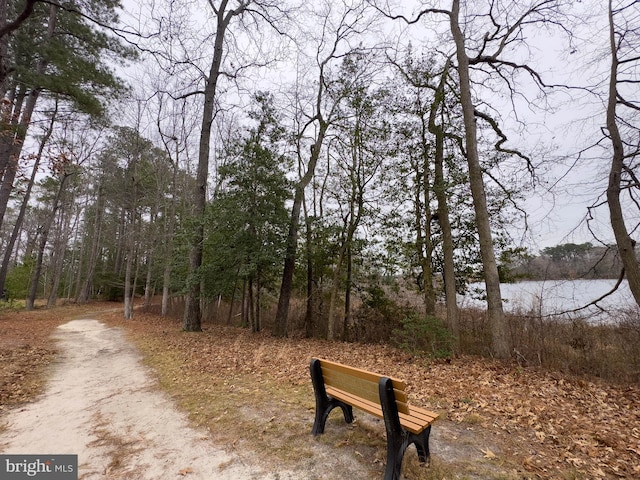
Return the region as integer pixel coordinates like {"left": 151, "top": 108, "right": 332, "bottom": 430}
{"left": 481, "top": 448, "right": 496, "bottom": 459}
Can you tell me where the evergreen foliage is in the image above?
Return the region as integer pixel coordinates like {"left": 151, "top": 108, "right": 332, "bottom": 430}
{"left": 392, "top": 313, "right": 454, "bottom": 359}
{"left": 203, "top": 93, "right": 291, "bottom": 308}
{"left": 8, "top": 0, "right": 134, "bottom": 116}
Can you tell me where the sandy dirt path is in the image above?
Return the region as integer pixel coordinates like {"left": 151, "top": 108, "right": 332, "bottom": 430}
{"left": 0, "top": 319, "right": 294, "bottom": 479}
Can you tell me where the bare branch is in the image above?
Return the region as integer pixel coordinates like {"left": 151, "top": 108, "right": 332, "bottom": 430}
{"left": 473, "top": 108, "right": 535, "bottom": 175}
{"left": 0, "top": 0, "right": 38, "bottom": 39}
{"left": 560, "top": 268, "right": 626, "bottom": 316}
{"left": 365, "top": 1, "right": 449, "bottom": 24}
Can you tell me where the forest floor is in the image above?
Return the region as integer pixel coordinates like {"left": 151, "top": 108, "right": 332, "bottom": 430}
{"left": 0, "top": 302, "right": 639, "bottom": 479}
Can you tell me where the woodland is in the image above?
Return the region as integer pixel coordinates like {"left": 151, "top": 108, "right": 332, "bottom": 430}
{"left": 0, "top": 0, "right": 639, "bottom": 362}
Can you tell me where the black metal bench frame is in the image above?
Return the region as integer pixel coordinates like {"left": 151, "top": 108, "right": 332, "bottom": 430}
{"left": 310, "top": 357, "right": 438, "bottom": 480}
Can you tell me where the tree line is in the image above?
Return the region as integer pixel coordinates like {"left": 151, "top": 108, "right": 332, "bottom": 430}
{"left": 500, "top": 242, "right": 625, "bottom": 282}
{"left": 0, "top": 0, "right": 638, "bottom": 359}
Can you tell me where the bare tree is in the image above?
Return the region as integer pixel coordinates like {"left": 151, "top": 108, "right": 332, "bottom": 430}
{"left": 173, "top": 0, "right": 290, "bottom": 332}
{"left": 155, "top": 92, "right": 195, "bottom": 316}
{"left": 322, "top": 53, "right": 387, "bottom": 340}
{"left": 273, "top": 0, "right": 375, "bottom": 337}
{"left": 605, "top": 0, "right": 640, "bottom": 305}
{"left": 386, "top": 51, "right": 463, "bottom": 345}
{"left": 0, "top": 98, "right": 57, "bottom": 297}
{"left": 448, "top": 0, "right": 509, "bottom": 356}
{"left": 373, "top": 0, "right": 571, "bottom": 358}
{"left": 77, "top": 177, "right": 104, "bottom": 303}
{"left": 426, "top": 58, "right": 461, "bottom": 346}
{"left": 26, "top": 151, "right": 77, "bottom": 310}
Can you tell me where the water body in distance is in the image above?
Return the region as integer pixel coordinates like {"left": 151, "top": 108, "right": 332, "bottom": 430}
{"left": 459, "top": 279, "right": 638, "bottom": 323}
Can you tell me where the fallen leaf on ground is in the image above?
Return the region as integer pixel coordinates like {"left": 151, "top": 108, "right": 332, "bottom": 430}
{"left": 481, "top": 447, "right": 496, "bottom": 459}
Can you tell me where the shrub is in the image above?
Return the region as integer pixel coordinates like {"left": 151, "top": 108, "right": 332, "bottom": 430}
{"left": 349, "top": 285, "right": 408, "bottom": 343}
{"left": 5, "top": 262, "right": 33, "bottom": 299}
{"left": 392, "top": 314, "right": 454, "bottom": 359}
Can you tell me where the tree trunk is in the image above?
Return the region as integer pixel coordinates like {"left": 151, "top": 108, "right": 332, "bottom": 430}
{"left": 143, "top": 209, "right": 158, "bottom": 307}
{"left": 605, "top": 0, "right": 640, "bottom": 305}
{"left": 240, "top": 277, "right": 248, "bottom": 327}
{"left": 78, "top": 184, "right": 104, "bottom": 303}
{"left": 72, "top": 215, "right": 86, "bottom": 301}
{"left": 0, "top": 0, "right": 39, "bottom": 92}
{"left": 450, "top": 0, "right": 508, "bottom": 358}
{"left": 0, "top": 0, "right": 9, "bottom": 98}
{"left": 161, "top": 147, "right": 179, "bottom": 316}
{"left": 274, "top": 125, "right": 328, "bottom": 337}
{"left": 274, "top": 185, "right": 304, "bottom": 337}
{"left": 0, "top": 85, "right": 30, "bottom": 231}
{"left": 303, "top": 197, "right": 315, "bottom": 338}
{"left": 183, "top": 4, "right": 237, "bottom": 332}
{"left": 123, "top": 156, "right": 140, "bottom": 320}
{"left": 418, "top": 106, "right": 436, "bottom": 316}
{"left": 114, "top": 206, "right": 126, "bottom": 276}
{"left": 123, "top": 216, "right": 135, "bottom": 319}
{"left": 26, "top": 173, "right": 68, "bottom": 310}
{"left": 0, "top": 98, "right": 57, "bottom": 295}
{"left": 47, "top": 197, "right": 73, "bottom": 307}
{"left": 65, "top": 213, "right": 82, "bottom": 300}
{"left": 144, "top": 255, "right": 153, "bottom": 307}
{"left": 327, "top": 239, "right": 346, "bottom": 340}
{"left": 0, "top": 4, "right": 57, "bottom": 231}
{"left": 342, "top": 241, "right": 352, "bottom": 340}
{"left": 226, "top": 269, "right": 239, "bottom": 325}
{"left": 428, "top": 60, "right": 459, "bottom": 348}
{"left": 255, "top": 272, "right": 262, "bottom": 333}
{"left": 433, "top": 127, "right": 460, "bottom": 347}
{"left": 161, "top": 264, "right": 171, "bottom": 315}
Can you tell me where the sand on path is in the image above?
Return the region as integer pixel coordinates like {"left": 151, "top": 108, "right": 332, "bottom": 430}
{"left": 0, "top": 319, "right": 294, "bottom": 479}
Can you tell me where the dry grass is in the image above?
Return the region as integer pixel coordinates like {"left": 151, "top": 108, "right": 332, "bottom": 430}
{"left": 130, "top": 330, "right": 380, "bottom": 476}
{"left": 106, "top": 311, "right": 529, "bottom": 479}
{"left": 457, "top": 307, "right": 640, "bottom": 383}
{"left": 110, "top": 308, "right": 640, "bottom": 479}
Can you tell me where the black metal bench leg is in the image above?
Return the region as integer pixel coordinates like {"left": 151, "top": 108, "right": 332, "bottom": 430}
{"left": 311, "top": 358, "right": 329, "bottom": 435}
{"left": 312, "top": 399, "right": 354, "bottom": 435}
{"left": 410, "top": 425, "right": 432, "bottom": 464}
{"left": 380, "top": 377, "right": 411, "bottom": 480}
{"left": 340, "top": 403, "right": 354, "bottom": 424}
{"left": 310, "top": 358, "right": 354, "bottom": 435}
{"left": 383, "top": 430, "right": 410, "bottom": 480}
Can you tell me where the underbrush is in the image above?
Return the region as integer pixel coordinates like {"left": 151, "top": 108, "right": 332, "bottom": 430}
{"left": 457, "top": 307, "right": 640, "bottom": 383}
{"left": 154, "top": 293, "right": 640, "bottom": 384}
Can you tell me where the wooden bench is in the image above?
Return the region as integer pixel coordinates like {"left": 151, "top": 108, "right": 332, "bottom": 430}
{"left": 310, "top": 358, "right": 439, "bottom": 480}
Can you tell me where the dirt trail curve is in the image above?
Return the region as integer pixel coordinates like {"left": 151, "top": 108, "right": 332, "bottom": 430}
{"left": 0, "top": 319, "right": 296, "bottom": 479}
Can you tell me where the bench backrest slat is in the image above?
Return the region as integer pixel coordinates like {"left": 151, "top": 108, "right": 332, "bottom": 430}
{"left": 316, "top": 358, "right": 410, "bottom": 415}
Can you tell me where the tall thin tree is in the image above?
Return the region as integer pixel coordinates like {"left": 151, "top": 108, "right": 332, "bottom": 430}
{"left": 605, "top": 0, "right": 640, "bottom": 306}
{"left": 183, "top": 0, "right": 287, "bottom": 332}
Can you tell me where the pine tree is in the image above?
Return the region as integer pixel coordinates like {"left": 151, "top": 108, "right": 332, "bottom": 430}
{"left": 204, "top": 93, "right": 291, "bottom": 332}
{"left": 0, "top": 0, "right": 135, "bottom": 233}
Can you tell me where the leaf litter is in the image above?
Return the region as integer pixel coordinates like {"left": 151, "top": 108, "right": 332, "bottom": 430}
{"left": 1, "top": 304, "right": 639, "bottom": 479}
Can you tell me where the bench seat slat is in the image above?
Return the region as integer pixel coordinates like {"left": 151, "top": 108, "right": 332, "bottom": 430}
{"left": 326, "top": 386, "right": 433, "bottom": 435}
{"left": 322, "top": 369, "right": 379, "bottom": 402}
